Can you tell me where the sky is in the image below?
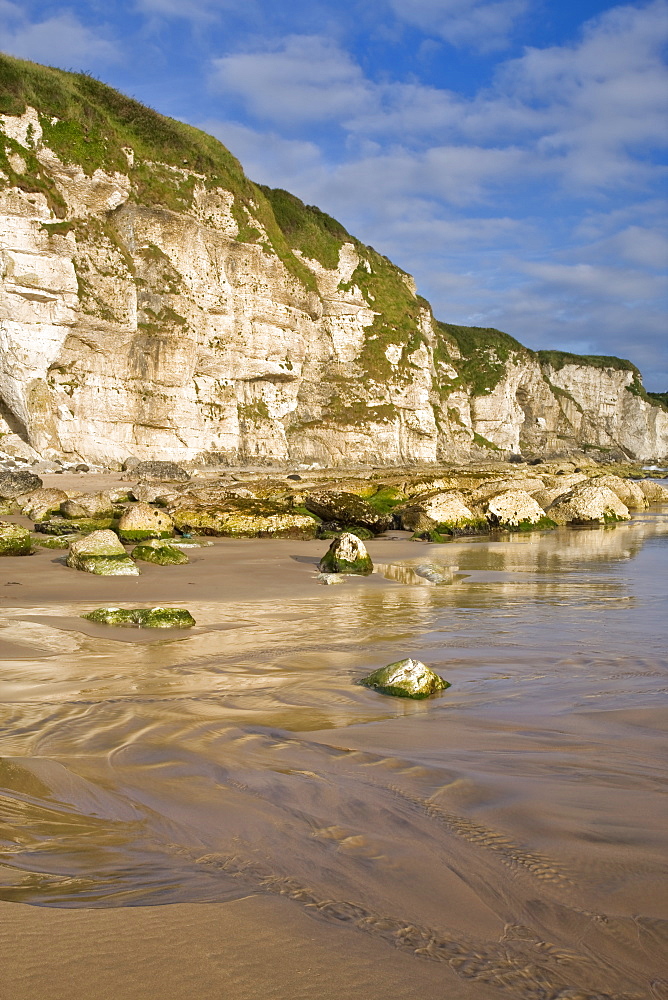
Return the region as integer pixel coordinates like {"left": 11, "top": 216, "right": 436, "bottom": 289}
{"left": 1, "top": 0, "right": 667, "bottom": 388}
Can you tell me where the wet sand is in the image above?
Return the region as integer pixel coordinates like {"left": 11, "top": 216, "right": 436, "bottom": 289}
{"left": 1, "top": 498, "right": 668, "bottom": 999}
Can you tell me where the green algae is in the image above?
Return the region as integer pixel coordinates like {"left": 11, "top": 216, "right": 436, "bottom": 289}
{"left": 131, "top": 542, "right": 189, "bottom": 565}
{"left": 318, "top": 551, "right": 373, "bottom": 575}
{"left": 82, "top": 607, "right": 196, "bottom": 628}
{"left": 0, "top": 522, "right": 33, "bottom": 556}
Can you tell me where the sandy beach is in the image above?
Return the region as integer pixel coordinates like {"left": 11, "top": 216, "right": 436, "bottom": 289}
{"left": 1, "top": 477, "right": 667, "bottom": 999}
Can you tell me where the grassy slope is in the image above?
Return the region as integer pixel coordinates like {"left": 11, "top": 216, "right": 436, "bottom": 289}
{"left": 0, "top": 52, "right": 659, "bottom": 414}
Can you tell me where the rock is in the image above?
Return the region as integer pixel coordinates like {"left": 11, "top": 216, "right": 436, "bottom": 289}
{"left": 66, "top": 530, "right": 139, "bottom": 575}
{"left": 547, "top": 483, "right": 631, "bottom": 525}
{"left": 486, "top": 490, "right": 557, "bottom": 530}
{"left": 171, "top": 499, "right": 319, "bottom": 538}
{"left": 470, "top": 477, "right": 546, "bottom": 504}
{"left": 0, "top": 470, "right": 42, "bottom": 498}
{"left": 122, "top": 456, "right": 141, "bottom": 471}
{"left": 131, "top": 540, "right": 189, "bottom": 565}
{"left": 359, "top": 658, "right": 450, "bottom": 698}
{"left": 287, "top": 474, "right": 302, "bottom": 481}
{"left": 135, "top": 461, "right": 190, "bottom": 482}
{"left": 0, "top": 521, "right": 33, "bottom": 556}
{"left": 304, "top": 491, "right": 392, "bottom": 533}
{"left": 35, "top": 516, "right": 118, "bottom": 535}
{"left": 398, "top": 491, "right": 485, "bottom": 534}
{"left": 60, "top": 492, "right": 115, "bottom": 519}
{"left": 82, "top": 607, "right": 196, "bottom": 628}
{"left": 118, "top": 502, "right": 174, "bottom": 541}
{"left": 319, "top": 532, "right": 373, "bottom": 575}
{"left": 588, "top": 474, "right": 648, "bottom": 510}
{"left": 18, "top": 487, "right": 69, "bottom": 520}
{"left": 33, "top": 534, "right": 79, "bottom": 549}
{"left": 130, "top": 483, "right": 182, "bottom": 504}
{"left": 637, "top": 479, "right": 668, "bottom": 502}
{"left": 74, "top": 463, "right": 90, "bottom": 472}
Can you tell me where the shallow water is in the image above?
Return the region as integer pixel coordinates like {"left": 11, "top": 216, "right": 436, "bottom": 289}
{"left": 1, "top": 511, "right": 668, "bottom": 999}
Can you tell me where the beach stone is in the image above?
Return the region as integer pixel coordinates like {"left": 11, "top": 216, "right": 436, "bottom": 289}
{"left": 0, "top": 521, "right": 32, "bottom": 556}
{"left": 638, "top": 480, "right": 668, "bottom": 502}
{"left": 359, "top": 658, "right": 450, "bottom": 699}
{"left": 82, "top": 607, "right": 196, "bottom": 628}
{"left": 171, "top": 499, "right": 318, "bottom": 538}
{"left": 67, "top": 530, "right": 139, "bottom": 576}
{"left": 486, "top": 490, "right": 556, "bottom": 530}
{"left": 129, "top": 483, "right": 182, "bottom": 504}
{"left": 135, "top": 460, "right": 190, "bottom": 482}
{"left": 547, "top": 483, "right": 631, "bottom": 525}
{"left": 0, "top": 470, "right": 42, "bottom": 498}
{"left": 18, "top": 487, "right": 69, "bottom": 520}
{"left": 33, "top": 534, "right": 79, "bottom": 549}
{"left": 304, "top": 491, "right": 392, "bottom": 533}
{"left": 60, "top": 492, "right": 115, "bottom": 519}
{"left": 131, "top": 540, "right": 189, "bottom": 565}
{"left": 35, "top": 516, "right": 117, "bottom": 535}
{"left": 470, "top": 477, "right": 545, "bottom": 504}
{"left": 122, "top": 456, "right": 141, "bottom": 471}
{"left": 398, "top": 491, "right": 485, "bottom": 533}
{"left": 588, "top": 475, "right": 648, "bottom": 510}
{"left": 319, "top": 532, "right": 373, "bottom": 575}
{"left": 118, "top": 502, "right": 174, "bottom": 541}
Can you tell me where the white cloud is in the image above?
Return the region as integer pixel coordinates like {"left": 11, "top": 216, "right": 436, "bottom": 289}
{"left": 211, "top": 35, "right": 374, "bottom": 124}
{"left": 387, "top": 0, "right": 529, "bottom": 51}
{"left": 0, "top": 3, "right": 119, "bottom": 67}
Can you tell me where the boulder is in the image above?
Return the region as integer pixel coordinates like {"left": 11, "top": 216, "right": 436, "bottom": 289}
{"left": 18, "top": 487, "right": 69, "bottom": 521}
{"left": 60, "top": 492, "right": 115, "bottom": 519}
{"left": 67, "top": 530, "right": 139, "bottom": 575}
{"left": 33, "top": 534, "right": 79, "bottom": 549}
{"left": 319, "top": 532, "right": 373, "bottom": 575}
{"left": 486, "top": 490, "right": 557, "bottom": 530}
{"left": 0, "top": 470, "right": 42, "bottom": 498}
{"left": 35, "top": 516, "right": 117, "bottom": 535}
{"left": 398, "top": 491, "right": 485, "bottom": 533}
{"left": 470, "top": 477, "right": 545, "bottom": 504}
{"left": 0, "top": 521, "right": 33, "bottom": 556}
{"left": 359, "top": 658, "right": 450, "bottom": 698}
{"left": 588, "top": 475, "right": 648, "bottom": 510}
{"left": 304, "top": 491, "right": 392, "bottom": 533}
{"left": 135, "top": 461, "right": 190, "bottom": 482}
{"left": 83, "top": 607, "right": 195, "bottom": 627}
{"left": 118, "top": 502, "right": 174, "bottom": 541}
{"left": 131, "top": 540, "right": 189, "bottom": 565}
{"left": 637, "top": 479, "right": 668, "bottom": 502}
{"left": 547, "top": 484, "right": 631, "bottom": 525}
{"left": 130, "top": 483, "right": 182, "bottom": 504}
{"left": 171, "top": 499, "right": 318, "bottom": 538}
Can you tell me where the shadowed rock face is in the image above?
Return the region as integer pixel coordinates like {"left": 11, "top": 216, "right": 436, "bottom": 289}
{"left": 0, "top": 57, "right": 667, "bottom": 467}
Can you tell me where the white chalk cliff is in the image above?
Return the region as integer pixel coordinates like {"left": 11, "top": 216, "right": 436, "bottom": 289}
{"left": 1, "top": 57, "right": 666, "bottom": 465}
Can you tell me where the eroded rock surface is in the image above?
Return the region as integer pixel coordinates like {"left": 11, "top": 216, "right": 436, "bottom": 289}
{"left": 359, "top": 658, "right": 450, "bottom": 698}
{"left": 66, "top": 528, "right": 139, "bottom": 575}
{"left": 319, "top": 532, "right": 373, "bottom": 575}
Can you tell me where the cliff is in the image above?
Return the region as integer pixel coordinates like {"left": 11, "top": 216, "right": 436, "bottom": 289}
{"left": 1, "top": 54, "right": 666, "bottom": 466}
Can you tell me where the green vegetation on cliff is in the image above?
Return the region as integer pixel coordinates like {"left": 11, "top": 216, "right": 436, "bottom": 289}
{"left": 434, "top": 322, "right": 528, "bottom": 397}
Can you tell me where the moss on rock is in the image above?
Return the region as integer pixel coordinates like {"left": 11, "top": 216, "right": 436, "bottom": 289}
{"left": 319, "top": 532, "right": 373, "bottom": 575}
{"left": 83, "top": 607, "right": 196, "bottom": 628}
{"left": 0, "top": 521, "right": 33, "bottom": 556}
{"left": 131, "top": 541, "right": 189, "bottom": 565}
{"left": 172, "top": 500, "right": 319, "bottom": 538}
{"left": 359, "top": 658, "right": 450, "bottom": 698}
{"left": 67, "top": 529, "right": 139, "bottom": 575}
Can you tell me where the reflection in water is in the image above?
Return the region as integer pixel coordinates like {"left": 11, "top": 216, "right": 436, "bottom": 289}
{"left": 1, "top": 513, "right": 668, "bottom": 998}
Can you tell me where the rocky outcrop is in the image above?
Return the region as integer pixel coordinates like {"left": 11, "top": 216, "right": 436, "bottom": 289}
{"left": 1, "top": 56, "right": 667, "bottom": 467}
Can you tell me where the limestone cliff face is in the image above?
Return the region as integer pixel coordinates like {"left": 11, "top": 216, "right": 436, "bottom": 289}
{"left": 0, "top": 61, "right": 666, "bottom": 465}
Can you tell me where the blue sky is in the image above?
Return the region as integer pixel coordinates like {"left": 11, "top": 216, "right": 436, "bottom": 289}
{"left": 2, "top": 0, "right": 667, "bottom": 388}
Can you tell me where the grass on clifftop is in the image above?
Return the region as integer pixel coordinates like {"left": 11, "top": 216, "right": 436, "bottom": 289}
{"left": 435, "top": 321, "right": 528, "bottom": 397}
{"left": 537, "top": 350, "right": 638, "bottom": 374}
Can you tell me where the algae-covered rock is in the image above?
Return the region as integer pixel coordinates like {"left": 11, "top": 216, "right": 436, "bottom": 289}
{"left": 82, "top": 607, "right": 196, "bottom": 627}
{"left": 172, "top": 499, "right": 318, "bottom": 538}
{"left": 33, "top": 533, "right": 79, "bottom": 549}
{"left": 118, "top": 502, "right": 174, "bottom": 541}
{"left": 67, "top": 530, "right": 139, "bottom": 576}
{"left": 35, "top": 516, "right": 118, "bottom": 535}
{"left": 359, "top": 658, "right": 450, "bottom": 698}
{"left": 304, "top": 491, "right": 392, "bottom": 533}
{"left": 135, "top": 461, "right": 190, "bottom": 482}
{"left": 0, "top": 521, "right": 33, "bottom": 556}
{"left": 319, "top": 532, "right": 373, "bottom": 575}
{"left": 547, "top": 483, "right": 630, "bottom": 525}
{"left": 131, "top": 540, "right": 189, "bottom": 565}
{"left": 398, "top": 491, "right": 486, "bottom": 534}
{"left": 19, "top": 488, "right": 69, "bottom": 521}
{"left": 0, "top": 471, "right": 42, "bottom": 499}
{"left": 60, "top": 492, "right": 115, "bottom": 519}
{"left": 486, "top": 490, "right": 557, "bottom": 530}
